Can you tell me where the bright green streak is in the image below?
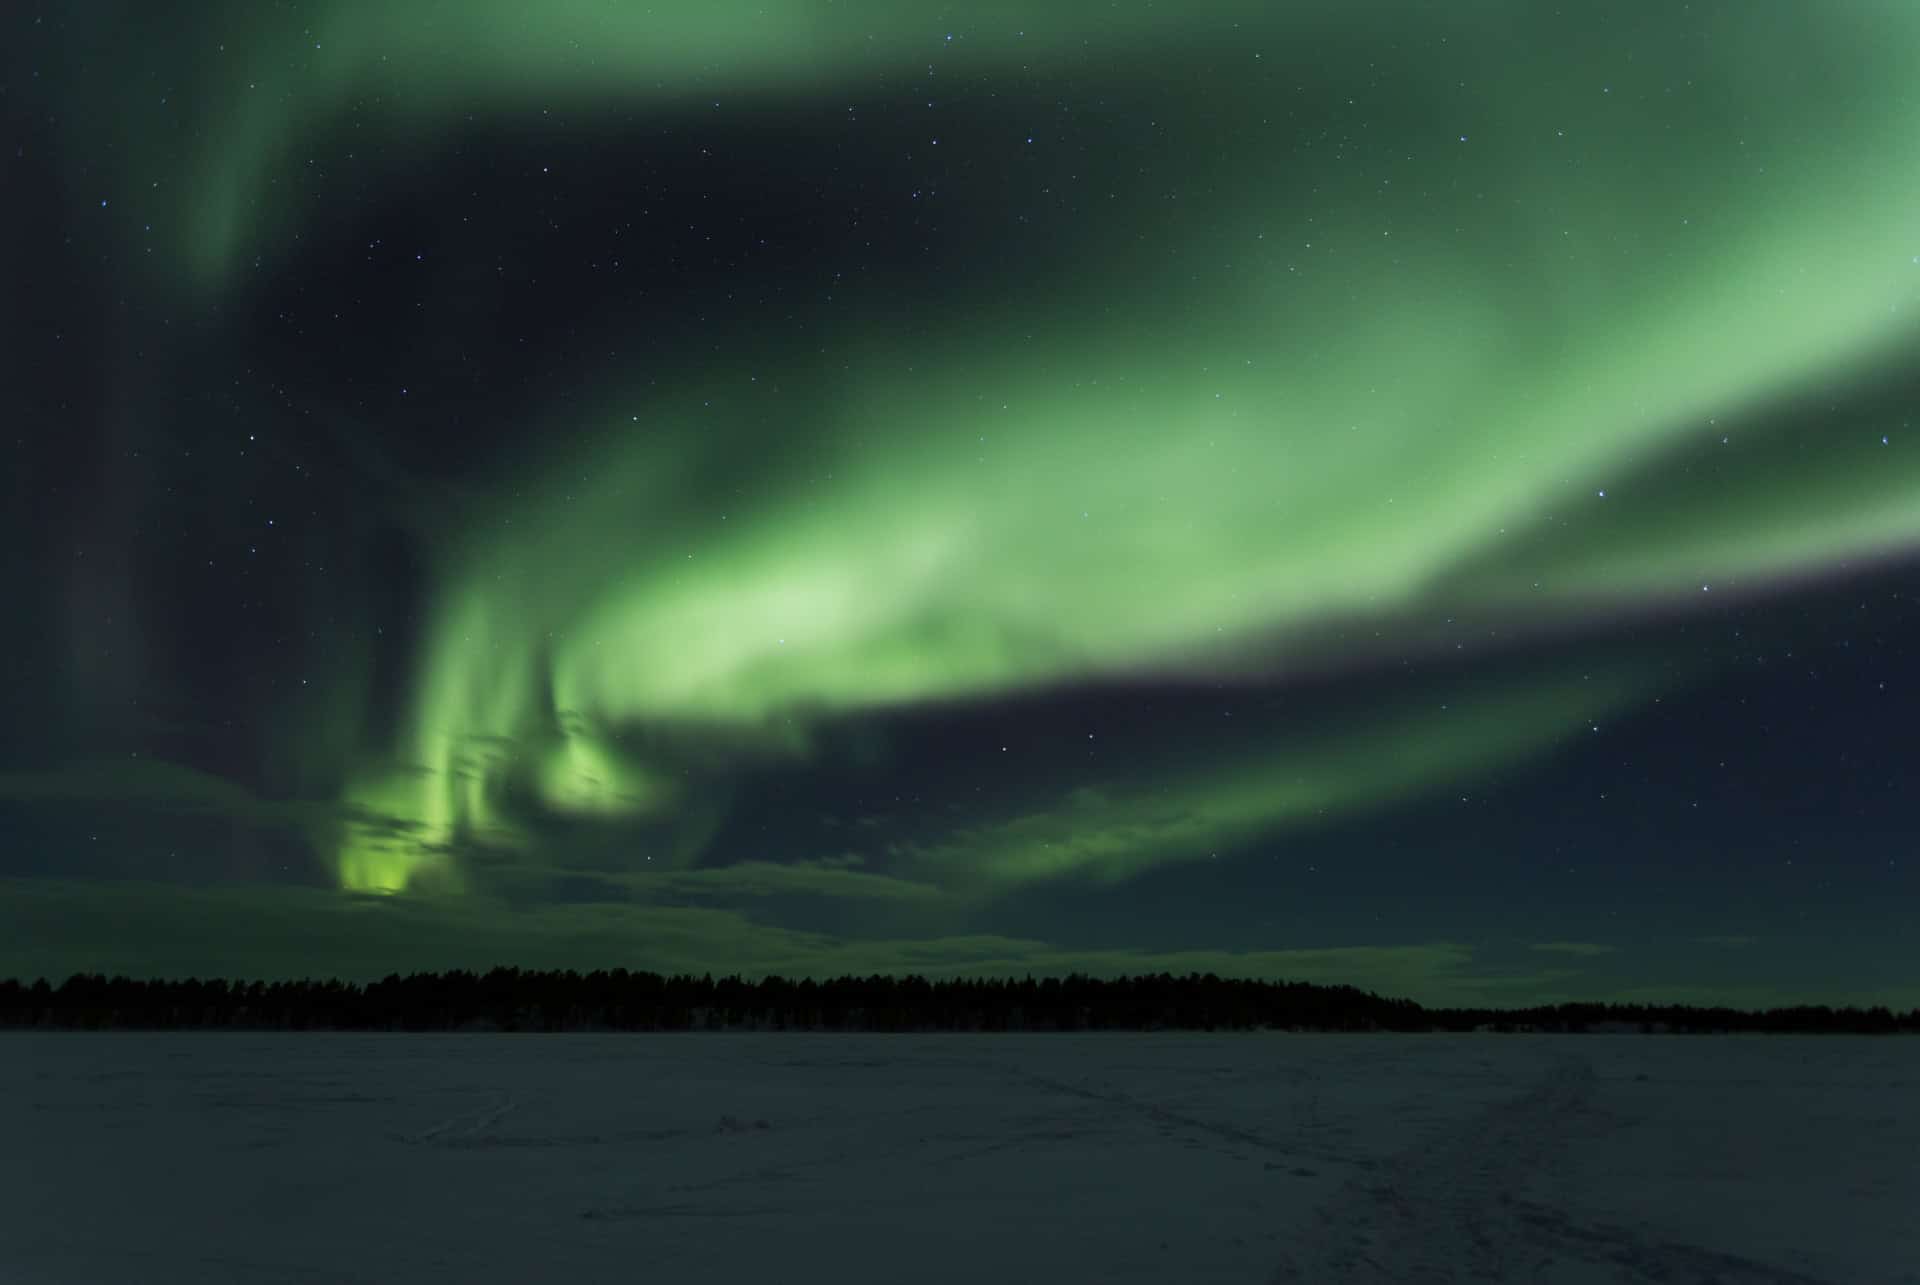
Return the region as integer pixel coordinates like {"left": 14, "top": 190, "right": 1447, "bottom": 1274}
{"left": 135, "top": 1, "right": 1919, "bottom": 891}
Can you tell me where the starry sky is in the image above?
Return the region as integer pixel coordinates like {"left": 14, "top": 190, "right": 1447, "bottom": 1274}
{"left": 4, "top": 0, "right": 1917, "bottom": 1008}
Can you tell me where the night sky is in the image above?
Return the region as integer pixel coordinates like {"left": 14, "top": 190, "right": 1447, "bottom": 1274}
{"left": 4, "top": 1, "right": 1917, "bottom": 1008}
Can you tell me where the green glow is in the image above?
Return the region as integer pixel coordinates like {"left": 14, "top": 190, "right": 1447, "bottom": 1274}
{"left": 140, "top": 0, "right": 1907, "bottom": 892}
{"left": 336, "top": 772, "right": 461, "bottom": 897}
{"left": 536, "top": 727, "right": 678, "bottom": 818}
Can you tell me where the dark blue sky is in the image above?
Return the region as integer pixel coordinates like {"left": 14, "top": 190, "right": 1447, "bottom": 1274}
{"left": 3, "top": 0, "right": 1916, "bottom": 1007}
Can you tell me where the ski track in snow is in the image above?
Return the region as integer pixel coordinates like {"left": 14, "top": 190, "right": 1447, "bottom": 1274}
{"left": 1270, "top": 1056, "right": 1842, "bottom": 1285}
{"left": 1021, "top": 1069, "right": 1320, "bottom": 1156}
{"left": 404, "top": 1094, "right": 518, "bottom": 1145}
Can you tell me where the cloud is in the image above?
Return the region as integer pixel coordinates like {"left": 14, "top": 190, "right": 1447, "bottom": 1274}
{"left": 1695, "top": 934, "right": 1760, "bottom": 949}
{"left": 474, "top": 855, "right": 947, "bottom": 908}
{"left": 0, "top": 878, "right": 1522, "bottom": 1006}
{"left": 0, "top": 758, "right": 264, "bottom": 811}
{"left": 1529, "top": 941, "right": 1618, "bottom": 958}
{"left": 336, "top": 806, "right": 436, "bottom": 840}
{"left": 0, "top": 758, "right": 422, "bottom": 843}
{"left": 638, "top": 858, "right": 946, "bottom": 904}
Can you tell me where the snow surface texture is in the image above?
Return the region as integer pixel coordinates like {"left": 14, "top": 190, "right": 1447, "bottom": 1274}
{"left": 3, "top": 1033, "right": 1913, "bottom": 1283}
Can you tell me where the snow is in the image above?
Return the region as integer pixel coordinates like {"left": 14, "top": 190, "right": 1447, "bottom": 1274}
{"left": 3, "top": 1032, "right": 1913, "bottom": 1283}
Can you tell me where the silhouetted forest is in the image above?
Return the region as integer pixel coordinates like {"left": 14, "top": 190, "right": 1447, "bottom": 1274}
{"left": 2, "top": 970, "right": 1915, "bottom": 1034}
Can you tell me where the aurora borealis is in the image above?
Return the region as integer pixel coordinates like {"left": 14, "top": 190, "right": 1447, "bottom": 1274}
{"left": 4, "top": 1, "right": 1917, "bottom": 1007}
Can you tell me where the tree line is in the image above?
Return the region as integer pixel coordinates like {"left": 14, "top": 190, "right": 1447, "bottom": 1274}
{"left": 1, "top": 969, "right": 1914, "bottom": 1034}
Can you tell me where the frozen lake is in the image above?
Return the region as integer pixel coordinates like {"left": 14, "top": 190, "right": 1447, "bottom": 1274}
{"left": 4, "top": 1032, "right": 1913, "bottom": 1283}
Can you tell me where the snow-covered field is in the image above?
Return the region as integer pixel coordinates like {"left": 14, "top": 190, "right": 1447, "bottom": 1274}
{"left": 3, "top": 1032, "right": 1913, "bottom": 1283}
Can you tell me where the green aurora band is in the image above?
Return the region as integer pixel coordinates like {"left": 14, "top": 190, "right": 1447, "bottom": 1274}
{"left": 67, "top": 2, "right": 1920, "bottom": 894}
